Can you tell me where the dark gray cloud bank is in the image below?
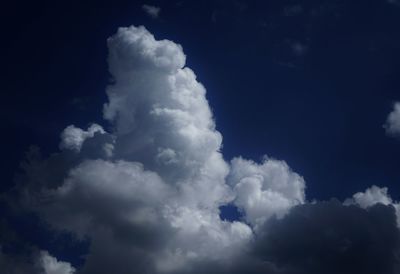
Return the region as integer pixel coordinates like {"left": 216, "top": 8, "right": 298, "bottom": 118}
{"left": 2, "top": 25, "right": 400, "bottom": 274}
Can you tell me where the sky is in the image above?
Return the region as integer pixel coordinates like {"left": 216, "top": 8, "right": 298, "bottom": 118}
{"left": 2, "top": 1, "right": 400, "bottom": 273}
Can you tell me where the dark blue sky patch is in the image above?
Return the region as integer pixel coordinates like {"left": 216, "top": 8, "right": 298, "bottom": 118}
{"left": 219, "top": 204, "right": 243, "bottom": 222}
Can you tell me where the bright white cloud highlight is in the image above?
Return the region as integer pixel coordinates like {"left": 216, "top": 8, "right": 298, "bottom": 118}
{"left": 104, "top": 26, "right": 230, "bottom": 207}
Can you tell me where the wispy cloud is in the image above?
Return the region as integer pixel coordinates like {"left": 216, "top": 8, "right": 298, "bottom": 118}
{"left": 142, "top": 4, "right": 161, "bottom": 18}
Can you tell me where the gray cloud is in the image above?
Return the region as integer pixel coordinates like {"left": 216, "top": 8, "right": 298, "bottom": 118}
{"left": 253, "top": 202, "right": 400, "bottom": 274}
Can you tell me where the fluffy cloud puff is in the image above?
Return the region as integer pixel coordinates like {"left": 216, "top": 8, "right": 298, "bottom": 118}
{"left": 4, "top": 25, "right": 400, "bottom": 274}
{"left": 228, "top": 156, "right": 305, "bottom": 228}
{"left": 60, "top": 124, "right": 106, "bottom": 152}
{"left": 345, "top": 185, "right": 400, "bottom": 226}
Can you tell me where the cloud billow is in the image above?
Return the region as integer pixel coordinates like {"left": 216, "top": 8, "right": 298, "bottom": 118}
{"left": 2, "top": 25, "right": 400, "bottom": 274}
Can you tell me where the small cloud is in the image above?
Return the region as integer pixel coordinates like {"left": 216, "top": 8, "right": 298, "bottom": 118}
{"left": 142, "top": 4, "right": 161, "bottom": 18}
{"left": 384, "top": 102, "right": 400, "bottom": 137}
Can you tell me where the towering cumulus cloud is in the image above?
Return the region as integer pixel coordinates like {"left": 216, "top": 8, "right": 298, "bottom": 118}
{"left": 3, "top": 26, "right": 400, "bottom": 274}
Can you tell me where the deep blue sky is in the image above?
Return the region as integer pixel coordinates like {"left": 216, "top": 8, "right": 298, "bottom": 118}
{"left": 2, "top": 0, "right": 400, "bottom": 202}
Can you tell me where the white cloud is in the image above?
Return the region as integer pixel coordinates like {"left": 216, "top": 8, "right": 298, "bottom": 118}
{"left": 142, "top": 4, "right": 161, "bottom": 18}
{"left": 104, "top": 26, "right": 230, "bottom": 208}
{"left": 24, "top": 26, "right": 255, "bottom": 273}
{"left": 345, "top": 185, "right": 400, "bottom": 226}
{"left": 228, "top": 157, "right": 306, "bottom": 228}
{"left": 60, "top": 124, "right": 105, "bottom": 152}
{"left": 384, "top": 102, "right": 400, "bottom": 137}
{"left": 345, "top": 185, "right": 392, "bottom": 208}
{"left": 40, "top": 159, "right": 170, "bottom": 236}
{"left": 34, "top": 158, "right": 252, "bottom": 273}
{"left": 39, "top": 251, "right": 75, "bottom": 274}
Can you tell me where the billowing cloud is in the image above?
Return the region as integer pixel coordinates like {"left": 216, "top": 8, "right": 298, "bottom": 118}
{"left": 228, "top": 156, "right": 305, "bottom": 228}
{"left": 384, "top": 102, "right": 400, "bottom": 137}
{"left": 9, "top": 25, "right": 254, "bottom": 273}
{"left": 3, "top": 25, "right": 400, "bottom": 274}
